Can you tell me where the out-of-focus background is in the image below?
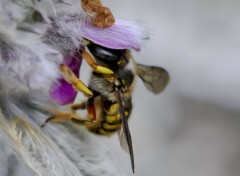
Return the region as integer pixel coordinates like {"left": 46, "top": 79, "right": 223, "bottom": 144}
{"left": 89, "top": 0, "right": 240, "bottom": 175}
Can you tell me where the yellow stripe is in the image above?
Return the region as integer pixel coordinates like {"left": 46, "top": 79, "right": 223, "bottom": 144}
{"left": 98, "top": 129, "right": 112, "bottom": 135}
{"left": 71, "top": 119, "right": 92, "bottom": 126}
{"left": 105, "top": 111, "right": 129, "bottom": 124}
{"left": 106, "top": 114, "right": 120, "bottom": 123}
{"left": 109, "top": 103, "right": 119, "bottom": 113}
{"left": 103, "top": 123, "right": 121, "bottom": 130}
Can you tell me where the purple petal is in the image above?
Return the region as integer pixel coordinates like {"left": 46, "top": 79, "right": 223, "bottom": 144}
{"left": 50, "top": 53, "right": 82, "bottom": 105}
{"left": 81, "top": 20, "right": 149, "bottom": 51}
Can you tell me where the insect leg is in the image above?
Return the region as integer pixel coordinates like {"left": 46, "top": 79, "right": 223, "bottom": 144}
{"left": 71, "top": 98, "right": 97, "bottom": 121}
{"left": 69, "top": 100, "right": 97, "bottom": 127}
{"left": 42, "top": 112, "right": 94, "bottom": 127}
{"left": 60, "top": 64, "right": 93, "bottom": 96}
{"left": 80, "top": 50, "right": 114, "bottom": 75}
{"left": 71, "top": 102, "right": 87, "bottom": 111}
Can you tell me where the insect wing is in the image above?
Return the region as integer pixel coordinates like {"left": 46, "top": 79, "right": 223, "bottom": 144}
{"left": 115, "top": 91, "right": 135, "bottom": 173}
{"left": 117, "top": 126, "right": 129, "bottom": 152}
{"left": 136, "top": 64, "right": 169, "bottom": 94}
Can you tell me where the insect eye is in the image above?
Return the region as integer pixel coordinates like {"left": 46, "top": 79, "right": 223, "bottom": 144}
{"left": 87, "top": 43, "right": 123, "bottom": 63}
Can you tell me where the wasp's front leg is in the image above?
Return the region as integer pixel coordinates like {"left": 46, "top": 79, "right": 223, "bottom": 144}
{"left": 60, "top": 64, "right": 93, "bottom": 96}
{"left": 80, "top": 50, "right": 114, "bottom": 75}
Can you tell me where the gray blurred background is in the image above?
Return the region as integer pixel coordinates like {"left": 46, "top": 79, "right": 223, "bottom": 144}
{"left": 91, "top": 0, "right": 240, "bottom": 175}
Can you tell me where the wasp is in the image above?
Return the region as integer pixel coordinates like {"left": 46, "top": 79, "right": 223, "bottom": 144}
{"left": 44, "top": 39, "right": 169, "bottom": 173}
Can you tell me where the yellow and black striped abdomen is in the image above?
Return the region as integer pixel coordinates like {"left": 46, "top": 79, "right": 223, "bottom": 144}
{"left": 89, "top": 97, "right": 132, "bottom": 135}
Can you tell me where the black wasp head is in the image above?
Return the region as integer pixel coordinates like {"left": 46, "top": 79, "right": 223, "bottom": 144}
{"left": 86, "top": 42, "right": 124, "bottom": 66}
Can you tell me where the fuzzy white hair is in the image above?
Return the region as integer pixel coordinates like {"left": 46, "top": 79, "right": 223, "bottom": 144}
{"left": 45, "top": 14, "right": 87, "bottom": 55}
{"left": 0, "top": 0, "right": 126, "bottom": 175}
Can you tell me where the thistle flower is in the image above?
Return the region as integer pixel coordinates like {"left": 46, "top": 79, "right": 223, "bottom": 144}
{"left": 0, "top": 0, "right": 149, "bottom": 175}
